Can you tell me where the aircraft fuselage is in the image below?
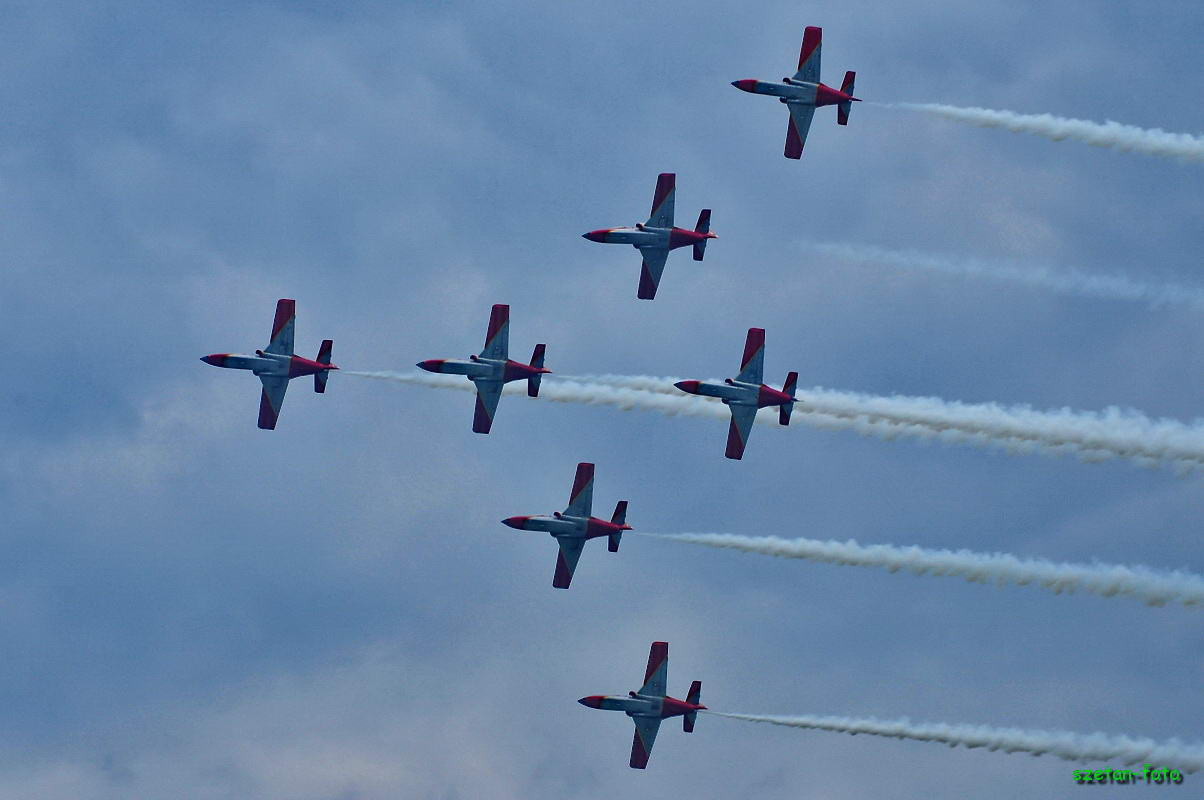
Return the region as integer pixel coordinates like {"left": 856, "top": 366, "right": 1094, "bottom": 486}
{"left": 416, "top": 355, "right": 548, "bottom": 384}
{"left": 578, "top": 692, "right": 704, "bottom": 720}
{"left": 201, "top": 351, "right": 334, "bottom": 379}
{"left": 732, "top": 78, "right": 854, "bottom": 108}
{"left": 502, "top": 512, "right": 629, "bottom": 541}
{"left": 583, "top": 224, "right": 714, "bottom": 252}
{"left": 674, "top": 378, "right": 794, "bottom": 409}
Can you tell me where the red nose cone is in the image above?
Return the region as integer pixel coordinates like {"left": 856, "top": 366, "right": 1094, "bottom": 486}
{"left": 200, "top": 354, "right": 226, "bottom": 367}
{"left": 731, "top": 79, "right": 758, "bottom": 93}
{"left": 582, "top": 229, "right": 609, "bottom": 243}
{"left": 578, "top": 695, "right": 605, "bottom": 709}
{"left": 416, "top": 359, "right": 443, "bottom": 373}
{"left": 674, "top": 380, "right": 702, "bottom": 394}
{"left": 501, "top": 516, "right": 529, "bottom": 529}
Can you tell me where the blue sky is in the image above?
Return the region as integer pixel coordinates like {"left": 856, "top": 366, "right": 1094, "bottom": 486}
{"left": 1, "top": 1, "right": 1201, "bottom": 797}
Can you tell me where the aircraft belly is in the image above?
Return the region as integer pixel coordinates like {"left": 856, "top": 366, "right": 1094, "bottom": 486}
{"left": 694, "top": 382, "right": 746, "bottom": 401}
{"left": 219, "top": 355, "right": 274, "bottom": 371}
{"left": 436, "top": 360, "right": 493, "bottom": 379}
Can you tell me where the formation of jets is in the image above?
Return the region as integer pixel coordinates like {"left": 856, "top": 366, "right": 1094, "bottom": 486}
{"left": 198, "top": 25, "right": 862, "bottom": 771}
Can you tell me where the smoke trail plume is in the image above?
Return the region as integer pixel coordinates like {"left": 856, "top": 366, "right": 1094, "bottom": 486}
{"left": 346, "top": 372, "right": 1204, "bottom": 472}
{"left": 642, "top": 532, "right": 1204, "bottom": 608}
{"left": 888, "top": 102, "right": 1204, "bottom": 163}
{"left": 567, "top": 374, "right": 1204, "bottom": 473}
{"left": 811, "top": 241, "right": 1204, "bottom": 311}
{"left": 708, "top": 711, "right": 1204, "bottom": 773}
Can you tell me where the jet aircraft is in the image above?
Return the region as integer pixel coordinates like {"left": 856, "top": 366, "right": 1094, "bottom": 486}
{"left": 731, "top": 26, "right": 859, "bottom": 159}
{"left": 417, "top": 304, "right": 550, "bottom": 434}
{"left": 578, "top": 641, "right": 705, "bottom": 769}
{"left": 502, "top": 462, "right": 630, "bottom": 589}
{"left": 200, "top": 298, "right": 337, "bottom": 430}
{"left": 674, "top": 328, "right": 797, "bottom": 460}
{"left": 582, "top": 173, "right": 716, "bottom": 300}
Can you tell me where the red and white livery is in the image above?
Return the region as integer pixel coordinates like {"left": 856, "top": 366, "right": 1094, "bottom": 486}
{"left": 200, "top": 299, "right": 337, "bottom": 430}
{"left": 674, "top": 328, "right": 797, "bottom": 459}
{"left": 502, "top": 462, "right": 630, "bottom": 589}
{"left": 578, "top": 641, "right": 705, "bottom": 769}
{"left": 583, "top": 173, "right": 716, "bottom": 300}
{"left": 731, "top": 26, "right": 859, "bottom": 159}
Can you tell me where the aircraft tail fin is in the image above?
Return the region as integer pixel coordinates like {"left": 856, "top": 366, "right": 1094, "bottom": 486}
{"left": 684, "top": 680, "right": 702, "bottom": 732}
{"left": 837, "top": 71, "right": 855, "bottom": 125}
{"left": 608, "top": 500, "right": 628, "bottom": 552}
{"left": 779, "top": 371, "right": 798, "bottom": 425}
{"left": 528, "top": 343, "right": 546, "bottom": 397}
{"left": 692, "top": 209, "right": 712, "bottom": 261}
{"left": 315, "top": 340, "right": 333, "bottom": 393}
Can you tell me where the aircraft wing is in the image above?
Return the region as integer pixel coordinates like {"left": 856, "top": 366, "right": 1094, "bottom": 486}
{"left": 646, "top": 172, "right": 675, "bottom": 229}
{"left": 736, "top": 327, "right": 765, "bottom": 384}
{"left": 257, "top": 375, "right": 289, "bottom": 430}
{"left": 264, "top": 299, "right": 296, "bottom": 356}
{"left": 629, "top": 715, "right": 662, "bottom": 769}
{"left": 480, "top": 304, "right": 509, "bottom": 361}
{"left": 639, "top": 641, "right": 668, "bottom": 697}
{"left": 725, "top": 403, "right": 758, "bottom": 460}
{"left": 552, "top": 537, "right": 586, "bottom": 589}
{"left": 471, "top": 379, "right": 503, "bottom": 434}
{"left": 784, "top": 103, "right": 815, "bottom": 160}
{"left": 791, "top": 26, "right": 821, "bottom": 83}
{"left": 564, "top": 462, "right": 594, "bottom": 518}
{"left": 636, "top": 247, "right": 669, "bottom": 300}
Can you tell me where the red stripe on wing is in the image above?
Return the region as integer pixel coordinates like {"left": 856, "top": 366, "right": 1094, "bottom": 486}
{"left": 484, "top": 304, "right": 508, "bottom": 349}
{"left": 741, "top": 328, "right": 765, "bottom": 371}
{"left": 799, "top": 26, "right": 821, "bottom": 71}
{"left": 725, "top": 417, "right": 747, "bottom": 459}
{"left": 644, "top": 641, "right": 668, "bottom": 687}
{"left": 785, "top": 115, "right": 803, "bottom": 159}
{"left": 472, "top": 393, "right": 493, "bottom": 434}
{"left": 650, "top": 172, "right": 675, "bottom": 219}
{"left": 257, "top": 390, "right": 279, "bottom": 430}
{"left": 552, "top": 549, "right": 573, "bottom": 589}
{"left": 271, "top": 299, "right": 295, "bottom": 342}
{"left": 569, "top": 462, "right": 594, "bottom": 506}
{"left": 629, "top": 728, "right": 650, "bottom": 769}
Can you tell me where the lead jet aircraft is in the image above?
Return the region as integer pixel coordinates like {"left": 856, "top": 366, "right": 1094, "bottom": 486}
{"left": 582, "top": 173, "right": 716, "bottom": 300}
{"left": 731, "top": 26, "right": 859, "bottom": 159}
{"left": 578, "top": 641, "right": 705, "bottom": 769}
{"left": 502, "top": 462, "right": 630, "bottom": 589}
{"left": 674, "top": 328, "right": 797, "bottom": 460}
{"left": 200, "top": 298, "right": 337, "bottom": 430}
{"left": 417, "top": 304, "right": 550, "bottom": 434}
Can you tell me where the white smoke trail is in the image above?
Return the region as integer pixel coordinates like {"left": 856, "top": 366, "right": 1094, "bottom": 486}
{"left": 566, "top": 374, "right": 1204, "bottom": 473}
{"left": 888, "top": 102, "right": 1204, "bottom": 163}
{"left": 707, "top": 711, "right": 1204, "bottom": 773}
{"left": 345, "top": 371, "right": 1204, "bottom": 472}
{"left": 810, "top": 241, "right": 1204, "bottom": 311}
{"left": 642, "top": 532, "right": 1204, "bottom": 608}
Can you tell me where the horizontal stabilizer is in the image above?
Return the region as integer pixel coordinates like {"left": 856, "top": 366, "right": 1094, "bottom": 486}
{"left": 838, "top": 71, "right": 856, "bottom": 125}
{"left": 528, "top": 343, "right": 546, "bottom": 397}
{"left": 693, "top": 209, "right": 711, "bottom": 261}
{"left": 780, "top": 371, "right": 798, "bottom": 425}
{"left": 315, "top": 339, "right": 333, "bottom": 393}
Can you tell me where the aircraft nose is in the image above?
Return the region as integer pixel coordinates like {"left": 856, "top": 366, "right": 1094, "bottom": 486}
{"left": 501, "top": 516, "right": 529, "bottom": 529}
{"left": 200, "top": 354, "right": 225, "bottom": 367}
{"left": 731, "top": 79, "right": 758, "bottom": 93}
{"left": 578, "top": 695, "right": 605, "bottom": 709}
{"left": 415, "top": 359, "right": 443, "bottom": 373}
{"left": 582, "top": 229, "right": 608, "bottom": 243}
{"left": 674, "top": 380, "right": 701, "bottom": 394}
